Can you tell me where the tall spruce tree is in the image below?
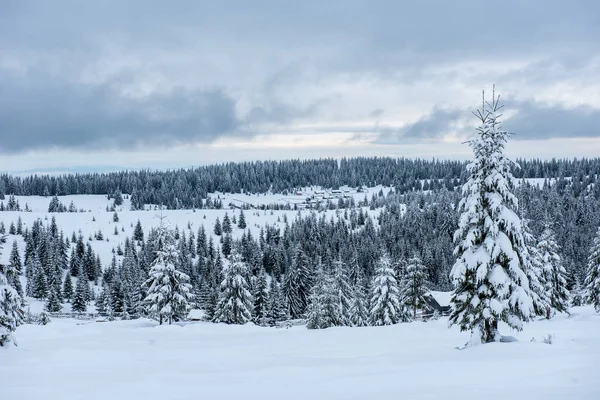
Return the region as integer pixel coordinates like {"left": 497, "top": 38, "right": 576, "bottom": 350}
{"left": 521, "top": 215, "right": 550, "bottom": 317}
{"left": 283, "top": 245, "right": 312, "bottom": 319}
{"left": 538, "top": 225, "right": 570, "bottom": 318}
{"left": 306, "top": 264, "right": 339, "bottom": 329}
{"left": 213, "top": 254, "right": 253, "bottom": 324}
{"left": 142, "top": 221, "right": 193, "bottom": 325}
{"left": 331, "top": 258, "right": 352, "bottom": 326}
{"left": 267, "top": 279, "right": 286, "bottom": 326}
{"left": 252, "top": 267, "right": 270, "bottom": 326}
{"left": 71, "top": 276, "right": 88, "bottom": 313}
{"left": 449, "top": 89, "right": 533, "bottom": 344}
{"left": 401, "top": 255, "right": 429, "bottom": 320}
{"left": 349, "top": 268, "right": 370, "bottom": 327}
{"left": 369, "top": 254, "right": 407, "bottom": 325}
{"left": 8, "top": 241, "right": 23, "bottom": 297}
{"left": 585, "top": 227, "right": 600, "bottom": 312}
{"left": 0, "top": 237, "right": 24, "bottom": 347}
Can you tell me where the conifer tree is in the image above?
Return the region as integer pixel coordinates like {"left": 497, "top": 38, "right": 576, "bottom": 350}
{"left": 238, "top": 210, "right": 247, "bottom": 229}
{"left": 521, "top": 216, "right": 550, "bottom": 317}
{"left": 349, "top": 268, "right": 370, "bottom": 327}
{"left": 133, "top": 220, "right": 144, "bottom": 242}
{"left": 7, "top": 241, "right": 23, "bottom": 298}
{"left": 306, "top": 264, "right": 341, "bottom": 329}
{"left": 283, "top": 245, "right": 312, "bottom": 319}
{"left": 253, "top": 267, "right": 270, "bottom": 326}
{"left": 31, "top": 257, "right": 48, "bottom": 299}
{"left": 449, "top": 89, "right": 533, "bottom": 344}
{"left": 401, "top": 255, "right": 429, "bottom": 320}
{"left": 213, "top": 254, "right": 253, "bottom": 324}
{"left": 369, "top": 255, "right": 407, "bottom": 325}
{"left": 1, "top": 240, "right": 24, "bottom": 346}
{"left": 214, "top": 218, "right": 222, "bottom": 236}
{"left": 222, "top": 213, "right": 232, "bottom": 234}
{"left": 306, "top": 265, "right": 330, "bottom": 329}
{"left": 267, "top": 279, "right": 286, "bottom": 326}
{"left": 45, "top": 287, "right": 62, "bottom": 313}
{"left": 585, "top": 227, "right": 600, "bottom": 312}
{"left": 142, "top": 222, "right": 193, "bottom": 325}
{"left": 38, "top": 310, "right": 51, "bottom": 325}
{"left": 538, "top": 225, "right": 570, "bottom": 318}
{"left": 331, "top": 258, "right": 352, "bottom": 325}
{"left": 71, "top": 276, "right": 88, "bottom": 313}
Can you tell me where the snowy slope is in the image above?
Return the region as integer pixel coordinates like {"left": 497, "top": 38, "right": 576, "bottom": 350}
{"left": 1, "top": 307, "right": 598, "bottom": 400}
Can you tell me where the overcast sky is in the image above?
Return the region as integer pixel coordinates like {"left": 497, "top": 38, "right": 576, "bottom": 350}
{"left": 1, "top": 0, "right": 600, "bottom": 173}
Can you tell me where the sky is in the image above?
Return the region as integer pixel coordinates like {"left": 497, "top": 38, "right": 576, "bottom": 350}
{"left": 1, "top": 0, "right": 600, "bottom": 174}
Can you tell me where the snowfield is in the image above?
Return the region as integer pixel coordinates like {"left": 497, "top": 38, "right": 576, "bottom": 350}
{"left": 1, "top": 307, "right": 599, "bottom": 400}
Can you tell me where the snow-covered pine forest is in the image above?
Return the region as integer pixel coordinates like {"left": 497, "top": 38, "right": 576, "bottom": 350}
{"left": 1, "top": 94, "right": 600, "bottom": 399}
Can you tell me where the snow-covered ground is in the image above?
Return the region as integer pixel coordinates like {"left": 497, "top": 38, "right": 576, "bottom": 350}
{"left": 1, "top": 307, "right": 598, "bottom": 400}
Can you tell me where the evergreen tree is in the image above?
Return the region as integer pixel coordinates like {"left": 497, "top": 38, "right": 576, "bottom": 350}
{"left": 370, "top": 255, "right": 407, "bottom": 325}
{"left": 267, "top": 279, "right": 286, "bottom": 326}
{"left": 31, "top": 257, "right": 48, "bottom": 299}
{"left": 0, "top": 239, "right": 24, "bottom": 346}
{"left": 62, "top": 273, "right": 73, "bottom": 302}
{"left": 449, "top": 89, "right": 533, "bottom": 344}
{"left": 401, "top": 255, "right": 429, "bottom": 320}
{"left": 222, "top": 213, "right": 232, "bottom": 234}
{"left": 45, "top": 288, "right": 62, "bottom": 313}
{"left": 349, "top": 268, "right": 369, "bottom": 327}
{"left": 331, "top": 258, "right": 352, "bottom": 325}
{"left": 585, "top": 227, "right": 600, "bottom": 312}
{"left": 213, "top": 254, "right": 253, "bottom": 324}
{"left": 538, "top": 226, "right": 570, "bottom": 318}
{"left": 133, "top": 220, "right": 144, "bottom": 242}
{"left": 283, "top": 245, "right": 312, "bottom": 319}
{"left": 142, "top": 223, "right": 193, "bottom": 325}
{"left": 7, "top": 241, "right": 23, "bottom": 298}
{"left": 222, "top": 233, "right": 232, "bottom": 258}
{"left": 306, "top": 264, "right": 340, "bottom": 329}
{"left": 238, "top": 210, "right": 247, "bottom": 229}
{"left": 38, "top": 311, "right": 51, "bottom": 325}
{"left": 521, "top": 216, "right": 550, "bottom": 317}
{"left": 71, "top": 276, "right": 88, "bottom": 313}
{"left": 253, "top": 267, "right": 270, "bottom": 326}
{"left": 214, "top": 218, "right": 222, "bottom": 236}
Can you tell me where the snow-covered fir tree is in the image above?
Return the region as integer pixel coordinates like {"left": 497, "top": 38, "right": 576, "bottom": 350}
{"left": 349, "top": 275, "right": 370, "bottom": 327}
{"left": 8, "top": 241, "right": 23, "bottom": 297}
{"left": 62, "top": 273, "right": 73, "bottom": 302}
{"left": 401, "top": 255, "right": 429, "bottom": 320}
{"left": 252, "top": 267, "right": 270, "bottom": 326}
{"left": 71, "top": 276, "right": 88, "bottom": 313}
{"left": 537, "top": 225, "right": 570, "bottom": 318}
{"left": 0, "top": 238, "right": 24, "bottom": 347}
{"left": 45, "top": 287, "right": 62, "bottom": 313}
{"left": 213, "top": 253, "right": 253, "bottom": 324}
{"left": 306, "top": 263, "right": 340, "bottom": 329}
{"left": 369, "top": 254, "right": 407, "bottom": 325}
{"left": 449, "top": 89, "right": 534, "bottom": 344}
{"left": 331, "top": 258, "right": 353, "bottom": 325}
{"left": 267, "top": 279, "right": 286, "bottom": 327}
{"left": 142, "top": 221, "right": 193, "bottom": 325}
{"left": 283, "top": 245, "right": 312, "bottom": 319}
{"left": 521, "top": 215, "right": 550, "bottom": 317}
{"left": 585, "top": 227, "right": 600, "bottom": 312}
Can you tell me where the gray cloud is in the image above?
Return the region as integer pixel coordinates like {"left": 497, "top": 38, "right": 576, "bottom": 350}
{"left": 375, "top": 101, "right": 600, "bottom": 144}
{"left": 504, "top": 101, "right": 600, "bottom": 139}
{"left": 374, "top": 107, "right": 464, "bottom": 144}
{"left": 0, "top": 72, "right": 239, "bottom": 152}
{"left": 2, "top": 0, "right": 600, "bottom": 156}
